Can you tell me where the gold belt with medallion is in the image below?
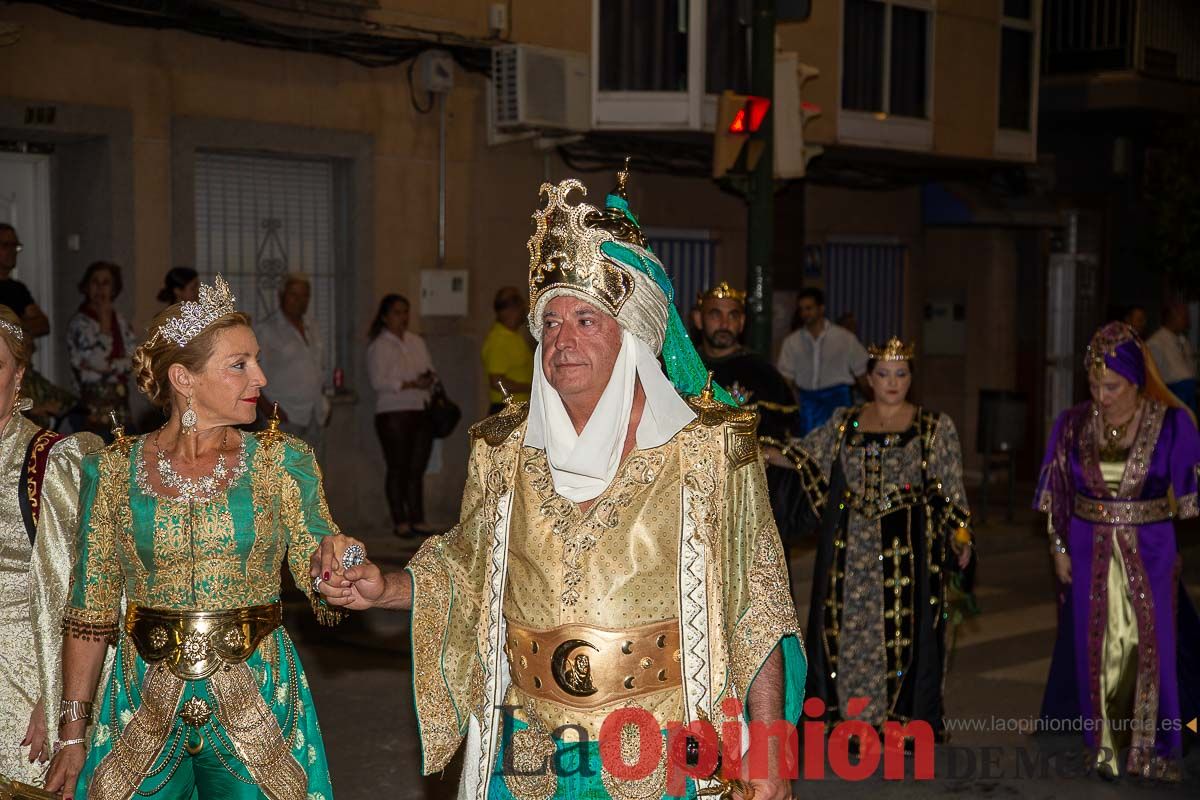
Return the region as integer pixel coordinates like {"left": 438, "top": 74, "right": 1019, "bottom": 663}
{"left": 505, "top": 619, "right": 682, "bottom": 710}
{"left": 125, "top": 602, "right": 282, "bottom": 681}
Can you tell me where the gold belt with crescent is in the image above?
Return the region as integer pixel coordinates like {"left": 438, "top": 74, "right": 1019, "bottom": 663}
{"left": 504, "top": 618, "right": 682, "bottom": 710}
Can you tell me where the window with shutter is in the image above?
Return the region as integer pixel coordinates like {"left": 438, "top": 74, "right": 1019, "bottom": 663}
{"left": 194, "top": 152, "right": 342, "bottom": 371}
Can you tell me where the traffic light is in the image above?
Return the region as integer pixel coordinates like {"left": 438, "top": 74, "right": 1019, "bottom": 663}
{"left": 712, "top": 91, "right": 771, "bottom": 179}
{"left": 775, "top": 53, "right": 823, "bottom": 179}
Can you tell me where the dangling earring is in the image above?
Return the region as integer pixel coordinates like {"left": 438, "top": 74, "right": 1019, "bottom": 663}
{"left": 12, "top": 384, "right": 32, "bottom": 416}
{"left": 181, "top": 395, "right": 197, "bottom": 434}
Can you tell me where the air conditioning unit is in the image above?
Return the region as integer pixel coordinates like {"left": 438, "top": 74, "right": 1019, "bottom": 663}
{"left": 491, "top": 44, "right": 590, "bottom": 133}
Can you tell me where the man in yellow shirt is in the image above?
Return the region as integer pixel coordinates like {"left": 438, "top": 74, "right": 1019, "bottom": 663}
{"left": 481, "top": 286, "right": 534, "bottom": 413}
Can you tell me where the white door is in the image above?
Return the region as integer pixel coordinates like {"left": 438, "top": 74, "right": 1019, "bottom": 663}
{"left": 0, "top": 153, "right": 55, "bottom": 380}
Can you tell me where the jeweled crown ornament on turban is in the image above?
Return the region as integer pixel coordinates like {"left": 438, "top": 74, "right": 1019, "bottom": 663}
{"left": 526, "top": 159, "right": 733, "bottom": 405}
{"left": 696, "top": 281, "right": 747, "bottom": 307}
{"left": 150, "top": 274, "right": 238, "bottom": 347}
{"left": 868, "top": 337, "right": 916, "bottom": 362}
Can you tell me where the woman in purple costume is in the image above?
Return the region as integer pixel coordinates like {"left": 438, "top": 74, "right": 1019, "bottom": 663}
{"left": 1036, "top": 321, "right": 1200, "bottom": 780}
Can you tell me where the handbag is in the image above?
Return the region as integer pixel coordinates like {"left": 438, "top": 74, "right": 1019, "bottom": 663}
{"left": 425, "top": 380, "right": 461, "bottom": 439}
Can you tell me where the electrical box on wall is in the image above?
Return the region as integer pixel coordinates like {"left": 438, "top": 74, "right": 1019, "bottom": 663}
{"left": 420, "top": 269, "right": 469, "bottom": 316}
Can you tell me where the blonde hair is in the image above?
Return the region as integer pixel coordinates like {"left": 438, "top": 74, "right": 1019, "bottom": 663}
{"left": 132, "top": 308, "right": 253, "bottom": 408}
{"left": 0, "top": 305, "right": 31, "bottom": 371}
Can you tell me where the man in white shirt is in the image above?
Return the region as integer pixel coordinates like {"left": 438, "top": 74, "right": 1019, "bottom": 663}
{"left": 256, "top": 273, "right": 329, "bottom": 455}
{"left": 776, "top": 287, "right": 869, "bottom": 434}
{"left": 1146, "top": 301, "right": 1197, "bottom": 410}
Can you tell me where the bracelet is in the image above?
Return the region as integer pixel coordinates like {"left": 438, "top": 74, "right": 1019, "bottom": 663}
{"left": 59, "top": 699, "right": 93, "bottom": 725}
{"left": 52, "top": 737, "right": 87, "bottom": 756}
{"left": 1050, "top": 535, "right": 1067, "bottom": 555}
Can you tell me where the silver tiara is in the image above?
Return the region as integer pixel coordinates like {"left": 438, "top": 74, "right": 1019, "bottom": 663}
{"left": 0, "top": 319, "right": 24, "bottom": 342}
{"left": 156, "top": 275, "right": 238, "bottom": 346}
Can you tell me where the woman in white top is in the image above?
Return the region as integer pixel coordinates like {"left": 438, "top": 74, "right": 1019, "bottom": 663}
{"left": 366, "top": 294, "right": 435, "bottom": 537}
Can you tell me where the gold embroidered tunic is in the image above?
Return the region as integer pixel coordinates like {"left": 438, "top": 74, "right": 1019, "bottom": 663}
{"left": 504, "top": 442, "right": 684, "bottom": 733}
{"left": 0, "top": 413, "right": 98, "bottom": 785}
{"left": 406, "top": 399, "right": 806, "bottom": 799}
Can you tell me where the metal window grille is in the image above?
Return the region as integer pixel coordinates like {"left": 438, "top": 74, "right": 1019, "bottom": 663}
{"left": 645, "top": 230, "right": 717, "bottom": 315}
{"left": 194, "top": 152, "right": 340, "bottom": 367}
{"left": 824, "top": 241, "right": 906, "bottom": 349}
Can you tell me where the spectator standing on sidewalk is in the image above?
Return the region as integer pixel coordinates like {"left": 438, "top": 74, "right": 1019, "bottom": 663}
{"left": 367, "top": 294, "right": 435, "bottom": 538}
{"left": 481, "top": 286, "right": 533, "bottom": 414}
{"left": 1146, "top": 301, "right": 1197, "bottom": 410}
{"left": 256, "top": 273, "right": 329, "bottom": 455}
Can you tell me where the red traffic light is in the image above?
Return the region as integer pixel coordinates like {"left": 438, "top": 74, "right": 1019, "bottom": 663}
{"left": 728, "top": 96, "right": 771, "bottom": 134}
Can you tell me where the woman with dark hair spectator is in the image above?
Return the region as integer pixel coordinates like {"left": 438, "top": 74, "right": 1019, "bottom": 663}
{"left": 66, "top": 261, "right": 137, "bottom": 438}
{"left": 367, "top": 294, "right": 436, "bottom": 537}
{"left": 156, "top": 266, "right": 199, "bottom": 306}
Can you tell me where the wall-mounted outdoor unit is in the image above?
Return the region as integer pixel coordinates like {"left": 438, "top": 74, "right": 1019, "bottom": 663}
{"left": 491, "top": 44, "right": 590, "bottom": 132}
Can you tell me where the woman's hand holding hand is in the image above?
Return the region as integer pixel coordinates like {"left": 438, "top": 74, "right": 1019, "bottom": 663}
{"left": 310, "top": 534, "right": 385, "bottom": 611}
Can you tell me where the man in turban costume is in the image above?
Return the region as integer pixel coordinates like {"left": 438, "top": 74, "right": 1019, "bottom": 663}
{"left": 315, "top": 166, "right": 805, "bottom": 799}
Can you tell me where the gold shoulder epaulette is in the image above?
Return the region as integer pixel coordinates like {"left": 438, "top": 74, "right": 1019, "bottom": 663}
{"left": 470, "top": 401, "right": 529, "bottom": 447}
{"left": 104, "top": 435, "right": 135, "bottom": 457}
{"left": 684, "top": 374, "right": 760, "bottom": 469}
{"left": 256, "top": 404, "right": 288, "bottom": 449}
{"left": 105, "top": 412, "right": 136, "bottom": 456}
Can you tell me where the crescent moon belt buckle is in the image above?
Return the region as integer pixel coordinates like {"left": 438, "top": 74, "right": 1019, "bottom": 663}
{"left": 551, "top": 639, "right": 599, "bottom": 697}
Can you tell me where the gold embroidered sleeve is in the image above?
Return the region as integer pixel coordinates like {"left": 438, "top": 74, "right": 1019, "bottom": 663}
{"left": 721, "top": 453, "right": 806, "bottom": 713}
{"left": 406, "top": 433, "right": 501, "bottom": 774}
{"left": 278, "top": 436, "right": 344, "bottom": 625}
{"left": 30, "top": 432, "right": 102, "bottom": 735}
{"left": 927, "top": 414, "right": 972, "bottom": 536}
{"left": 64, "top": 449, "right": 124, "bottom": 642}
{"left": 792, "top": 408, "right": 850, "bottom": 516}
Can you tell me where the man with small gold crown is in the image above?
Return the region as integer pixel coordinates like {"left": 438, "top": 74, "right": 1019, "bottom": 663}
{"left": 313, "top": 164, "right": 806, "bottom": 799}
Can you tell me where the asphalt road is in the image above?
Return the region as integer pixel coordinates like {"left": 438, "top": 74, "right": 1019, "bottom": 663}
{"left": 284, "top": 500, "right": 1200, "bottom": 799}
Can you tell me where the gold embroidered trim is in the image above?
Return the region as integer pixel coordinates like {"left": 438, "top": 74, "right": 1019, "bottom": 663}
{"left": 526, "top": 449, "right": 665, "bottom": 607}
{"left": 88, "top": 665, "right": 186, "bottom": 800}
{"left": 1072, "top": 494, "right": 1174, "bottom": 525}
{"left": 62, "top": 606, "right": 118, "bottom": 643}
{"left": 407, "top": 538, "right": 463, "bottom": 774}
{"left": 501, "top": 703, "right": 557, "bottom": 800}
{"left": 599, "top": 706, "right": 668, "bottom": 800}
{"left": 208, "top": 662, "right": 307, "bottom": 800}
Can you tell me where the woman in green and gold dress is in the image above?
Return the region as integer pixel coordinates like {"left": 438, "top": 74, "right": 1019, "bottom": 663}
{"left": 45, "top": 276, "right": 348, "bottom": 800}
{"left": 0, "top": 305, "right": 98, "bottom": 789}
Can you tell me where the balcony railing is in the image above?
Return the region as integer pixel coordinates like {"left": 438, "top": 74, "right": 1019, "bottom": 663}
{"left": 1042, "top": 0, "right": 1200, "bottom": 81}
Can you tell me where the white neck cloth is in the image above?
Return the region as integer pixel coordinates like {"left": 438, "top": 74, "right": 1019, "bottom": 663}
{"left": 525, "top": 329, "right": 696, "bottom": 502}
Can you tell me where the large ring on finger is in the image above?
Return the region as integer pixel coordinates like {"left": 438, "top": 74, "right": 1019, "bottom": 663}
{"left": 312, "top": 575, "right": 323, "bottom": 594}
{"left": 341, "top": 544, "right": 366, "bottom": 570}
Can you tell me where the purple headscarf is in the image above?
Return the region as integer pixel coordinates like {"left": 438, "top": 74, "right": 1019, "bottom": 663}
{"left": 1086, "top": 322, "right": 1145, "bottom": 387}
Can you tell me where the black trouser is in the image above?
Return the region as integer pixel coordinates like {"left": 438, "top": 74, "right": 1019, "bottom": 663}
{"left": 374, "top": 410, "right": 433, "bottom": 526}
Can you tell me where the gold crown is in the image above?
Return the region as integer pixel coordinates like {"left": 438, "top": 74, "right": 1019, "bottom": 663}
{"left": 154, "top": 275, "right": 238, "bottom": 347}
{"left": 696, "top": 281, "right": 746, "bottom": 306}
{"left": 868, "top": 337, "right": 915, "bottom": 362}
{"left": 527, "top": 179, "right": 638, "bottom": 318}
